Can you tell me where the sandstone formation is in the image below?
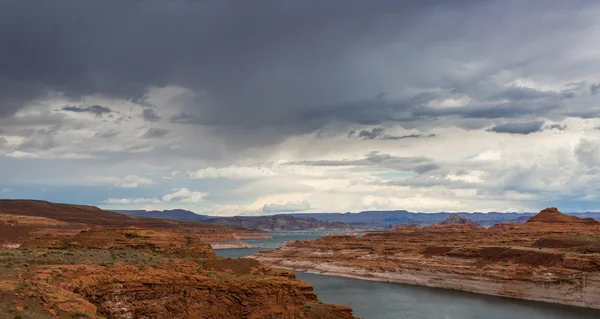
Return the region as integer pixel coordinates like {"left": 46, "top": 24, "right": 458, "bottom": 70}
{"left": 526, "top": 207, "right": 600, "bottom": 225}
{"left": 209, "top": 241, "right": 260, "bottom": 249}
{"left": 24, "top": 261, "right": 354, "bottom": 319}
{"left": 439, "top": 214, "right": 476, "bottom": 225}
{"left": 252, "top": 207, "right": 600, "bottom": 309}
{"left": 0, "top": 199, "right": 356, "bottom": 318}
{"left": 0, "top": 200, "right": 268, "bottom": 243}
{"left": 28, "top": 226, "right": 218, "bottom": 259}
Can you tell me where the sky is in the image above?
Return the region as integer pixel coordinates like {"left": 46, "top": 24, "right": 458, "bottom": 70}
{"left": 1, "top": 0, "right": 600, "bottom": 215}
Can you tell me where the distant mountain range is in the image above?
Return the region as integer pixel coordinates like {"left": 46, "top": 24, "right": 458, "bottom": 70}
{"left": 113, "top": 210, "right": 353, "bottom": 231}
{"left": 114, "top": 209, "right": 600, "bottom": 229}
{"left": 291, "top": 211, "right": 600, "bottom": 227}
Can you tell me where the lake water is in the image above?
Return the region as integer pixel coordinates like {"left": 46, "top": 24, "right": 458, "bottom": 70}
{"left": 214, "top": 231, "right": 600, "bottom": 319}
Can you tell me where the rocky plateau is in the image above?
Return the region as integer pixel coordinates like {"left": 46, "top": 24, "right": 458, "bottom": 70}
{"left": 0, "top": 200, "right": 356, "bottom": 319}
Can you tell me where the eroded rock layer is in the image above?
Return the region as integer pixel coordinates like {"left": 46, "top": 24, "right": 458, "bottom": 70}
{"left": 1, "top": 224, "right": 355, "bottom": 318}
{"left": 253, "top": 207, "right": 600, "bottom": 309}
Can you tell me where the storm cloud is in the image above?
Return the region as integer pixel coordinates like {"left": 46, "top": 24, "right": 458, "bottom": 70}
{"left": 2, "top": 1, "right": 600, "bottom": 214}
{"left": 1, "top": 0, "right": 599, "bottom": 132}
{"left": 488, "top": 121, "right": 546, "bottom": 135}
{"left": 62, "top": 105, "right": 112, "bottom": 116}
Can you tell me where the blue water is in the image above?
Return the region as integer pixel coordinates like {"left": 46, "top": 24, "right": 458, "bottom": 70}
{"left": 215, "top": 232, "right": 600, "bottom": 319}
{"left": 214, "top": 230, "right": 348, "bottom": 258}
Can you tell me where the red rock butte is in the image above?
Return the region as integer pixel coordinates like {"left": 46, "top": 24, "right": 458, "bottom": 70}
{"left": 526, "top": 207, "right": 600, "bottom": 225}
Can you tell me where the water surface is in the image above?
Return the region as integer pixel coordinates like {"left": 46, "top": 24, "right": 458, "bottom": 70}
{"left": 215, "top": 231, "right": 600, "bottom": 319}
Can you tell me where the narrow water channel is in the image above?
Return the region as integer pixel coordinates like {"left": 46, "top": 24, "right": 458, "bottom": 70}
{"left": 214, "top": 231, "right": 600, "bottom": 319}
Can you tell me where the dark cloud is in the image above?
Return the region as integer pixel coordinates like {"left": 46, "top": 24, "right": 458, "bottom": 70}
{"left": 358, "top": 127, "right": 385, "bottom": 140}
{"left": 95, "top": 129, "right": 120, "bottom": 139}
{"left": 16, "top": 127, "right": 61, "bottom": 151}
{"left": 413, "top": 100, "right": 559, "bottom": 120}
{"left": 142, "top": 108, "right": 161, "bottom": 122}
{"left": 288, "top": 152, "right": 439, "bottom": 175}
{"left": 142, "top": 128, "right": 169, "bottom": 139}
{"left": 488, "top": 86, "right": 556, "bottom": 101}
{"left": 592, "top": 84, "right": 600, "bottom": 95}
{"left": 413, "top": 163, "right": 441, "bottom": 174}
{"left": 546, "top": 124, "right": 567, "bottom": 131}
{"left": 383, "top": 133, "right": 436, "bottom": 140}
{"left": 353, "top": 127, "right": 436, "bottom": 140}
{"left": 62, "top": 105, "right": 112, "bottom": 116}
{"left": 0, "top": 0, "right": 598, "bottom": 148}
{"left": 487, "top": 121, "right": 545, "bottom": 135}
{"left": 170, "top": 113, "right": 195, "bottom": 124}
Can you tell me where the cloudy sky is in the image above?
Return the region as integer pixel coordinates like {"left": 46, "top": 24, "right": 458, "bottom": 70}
{"left": 2, "top": 0, "right": 600, "bottom": 215}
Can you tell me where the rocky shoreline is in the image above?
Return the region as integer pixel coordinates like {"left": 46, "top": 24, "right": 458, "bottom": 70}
{"left": 252, "top": 208, "right": 600, "bottom": 310}
{"left": 253, "top": 251, "right": 600, "bottom": 309}
{"left": 209, "top": 241, "right": 260, "bottom": 249}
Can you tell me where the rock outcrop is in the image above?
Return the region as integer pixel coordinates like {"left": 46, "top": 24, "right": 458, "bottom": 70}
{"left": 252, "top": 207, "right": 600, "bottom": 309}
{"left": 0, "top": 200, "right": 267, "bottom": 241}
{"left": 207, "top": 215, "right": 354, "bottom": 231}
{"left": 526, "top": 207, "right": 599, "bottom": 225}
{"left": 28, "top": 261, "right": 354, "bottom": 319}
{"left": 28, "top": 226, "right": 217, "bottom": 259}
{"left": 439, "top": 214, "right": 476, "bottom": 225}
{"left": 0, "top": 200, "right": 356, "bottom": 318}
{"left": 2, "top": 226, "right": 356, "bottom": 319}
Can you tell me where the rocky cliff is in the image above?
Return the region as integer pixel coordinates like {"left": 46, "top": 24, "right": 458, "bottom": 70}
{"left": 24, "top": 261, "right": 354, "bottom": 319}
{"left": 252, "top": 208, "right": 600, "bottom": 309}
{"left": 0, "top": 200, "right": 356, "bottom": 319}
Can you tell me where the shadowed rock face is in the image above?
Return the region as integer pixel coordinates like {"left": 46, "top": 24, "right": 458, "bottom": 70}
{"left": 439, "top": 214, "right": 476, "bottom": 225}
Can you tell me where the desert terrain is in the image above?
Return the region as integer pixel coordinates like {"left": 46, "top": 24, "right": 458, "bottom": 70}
{"left": 0, "top": 200, "right": 355, "bottom": 319}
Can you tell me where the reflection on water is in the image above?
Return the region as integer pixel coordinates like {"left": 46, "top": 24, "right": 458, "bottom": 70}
{"left": 215, "top": 231, "right": 600, "bottom": 319}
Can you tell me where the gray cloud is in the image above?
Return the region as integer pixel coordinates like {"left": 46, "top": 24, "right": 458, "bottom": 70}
{"left": 414, "top": 163, "right": 441, "bottom": 174}
{"left": 358, "top": 127, "right": 385, "bottom": 140}
{"left": 487, "top": 121, "right": 545, "bottom": 135}
{"left": 353, "top": 127, "right": 436, "bottom": 140}
{"left": 142, "top": 128, "right": 170, "bottom": 139}
{"left": 261, "top": 200, "right": 311, "bottom": 214}
{"left": 0, "top": 0, "right": 597, "bottom": 138}
{"left": 592, "top": 84, "right": 600, "bottom": 95}
{"left": 142, "top": 108, "right": 161, "bottom": 122}
{"left": 95, "top": 129, "right": 120, "bottom": 139}
{"left": 62, "top": 105, "right": 112, "bottom": 116}
{"left": 383, "top": 133, "right": 436, "bottom": 140}
{"left": 288, "top": 152, "right": 439, "bottom": 175}
{"left": 16, "top": 127, "right": 61, "bottom": 151}
{"left": 575, "top": 139, "right": 600, "bottom": 168}
{"left": 546, "top": 124, "right": 567, "bottom": 131}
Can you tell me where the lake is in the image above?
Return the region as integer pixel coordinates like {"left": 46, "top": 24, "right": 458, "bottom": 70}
{"left": 215, "top": 231, "right": 600, "bottom": 319}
